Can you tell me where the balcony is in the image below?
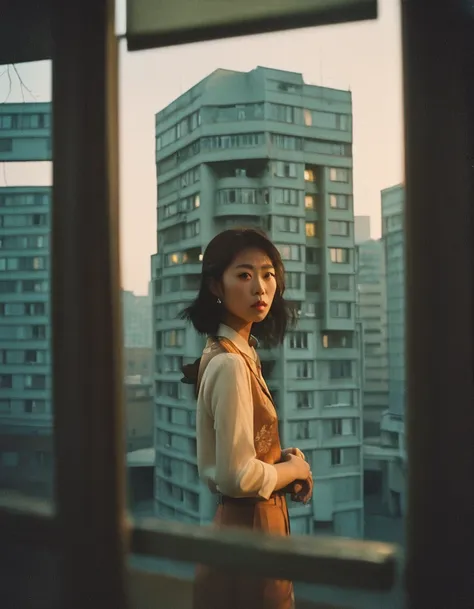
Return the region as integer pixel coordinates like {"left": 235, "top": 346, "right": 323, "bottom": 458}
{"left": 214, "top": 201, "right": 268, "bottom": 218}
{"left": 364, "top": 437, "right": 402, "bottom": 462}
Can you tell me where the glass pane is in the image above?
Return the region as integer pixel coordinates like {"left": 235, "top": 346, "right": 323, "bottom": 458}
{"left": 0, "top": 61, "right": 53, "bottom": 501}
{"left": 120, "top": 0, "right": 405, "bottom": 600}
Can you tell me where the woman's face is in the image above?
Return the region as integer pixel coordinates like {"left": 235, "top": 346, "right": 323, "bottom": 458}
{"left": 217, "top": 247, "right": 278, "bottom": 327}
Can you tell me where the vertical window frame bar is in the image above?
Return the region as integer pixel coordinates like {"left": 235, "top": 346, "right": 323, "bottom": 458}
{"left": 51, "top": 0, "right": 129, "bottom": 607}
{"left": 403, "top": 1, "right": 474, "bottom": 607}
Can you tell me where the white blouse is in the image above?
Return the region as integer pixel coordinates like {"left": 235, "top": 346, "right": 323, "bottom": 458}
{"left": 196, "top": 324, "right": 278, "bottom": 500}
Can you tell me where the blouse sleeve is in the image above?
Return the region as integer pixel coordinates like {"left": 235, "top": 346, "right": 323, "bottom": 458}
{"left": 200, "top": 353, "right": 277, "bottom": 500}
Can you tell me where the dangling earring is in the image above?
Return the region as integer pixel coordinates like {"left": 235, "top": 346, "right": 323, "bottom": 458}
{"left": 217, "top": 298, "right": 222, "bottom": 304}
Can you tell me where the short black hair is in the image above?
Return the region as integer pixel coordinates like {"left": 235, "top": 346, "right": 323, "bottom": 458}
{"left": 180, "top": 227, "right": 295, "bottom": 347}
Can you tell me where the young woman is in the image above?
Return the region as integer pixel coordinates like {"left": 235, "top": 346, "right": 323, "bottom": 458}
{"left": 181, "top": 227, "right": 313, "bottom": 609}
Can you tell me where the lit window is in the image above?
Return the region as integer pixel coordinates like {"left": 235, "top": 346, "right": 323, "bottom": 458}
{"left": 305, "top": 195, "right": 315, "bottom": 209}
{"left": 304, "top": 109, "right": 312, "bottom": 126}
{"left": 305, "top": 222, "right": 316, "bottom": 238}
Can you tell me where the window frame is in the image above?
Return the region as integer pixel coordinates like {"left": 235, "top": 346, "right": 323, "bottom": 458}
{"left": 1, "top": 1, "right": 472, "bottom": 608}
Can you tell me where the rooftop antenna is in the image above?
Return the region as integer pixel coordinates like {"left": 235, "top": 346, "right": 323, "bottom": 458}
{"left": 320, "top": 48, "right": 325, "bottom": 99}
{"left": 319, "top": 48, "right": 323, "bottom": 87}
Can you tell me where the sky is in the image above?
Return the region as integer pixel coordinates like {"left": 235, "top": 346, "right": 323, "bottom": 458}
{"left": 0, "top": 0, "right": 403, "bottom": 295}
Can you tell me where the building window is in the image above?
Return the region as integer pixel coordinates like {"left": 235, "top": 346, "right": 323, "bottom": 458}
{"left": 305, "top": 195, "right": 315, "bottom": 209}
{"left": 285, "top": 272, "right": 301, "bottom": 290}
{"left": 322, "top": 390, "right": 353, "bottom": 407}
{"left": 218, "top": 188, "right": 260, "bottom": 205}
{"left": 329, "top": 360, "right": 352, "bottom": 379}
{"left": 202, "top": 133, "right": 263, "bottom": 150}
{"left": 164, "top": 329, "right": 184, "bottom": 347}
{"left": 271, "top": 134, "right": 302, "bottom": 150}
{"left": 26, "top": 303, "right": 46, "bottom": 316}
{"left": 300, "top": 302, "right": 321, "bottom": 318}
{"left": 0, "top": 138, "right": 13, "bottom": 152}
{"left": 25, "top": 349, "right": 46, "bottom": 363}
{"left": 184, "top": 220, "right": 200, "bottom": 239}
{"left": 278, "top": 217, "right": 299, "bottom": 233}
{"left": 303, "top": 110, "right": 350, "bottom": 131}
{"left": 305, "top": 222, "right": 317, "bottom": 238}
{"left": 342, "top": 419, "right": 355, "bottom": 435}
{"left": 304, "top": 168, "right": 316, "bottom": 182}
{"left": 24, "top": 375, "right": 46, "bottom": 390}
{"left": 329, "top": 168, "right": 350, "bottom": 182}
{"left": 0, "top": 116, "right": 13, "bottom": 129}
{"left": 330, "top": 302, "right": 351, "bottom": 319}
{"left": 21, "top": 280, "right": 48, "bottom": 293}
{"left": 164, "top": 355, "right": 183, "bottom": 372}
{"left": 182, "top": 275, "right": 200, "bottom": 291}
{"left": 1, "top": 303, "right": 23, "bottom": 316}
{"left": 305, "top": 274, "right": 320, "bottom": 292}
{"left": 274, "top": 188, "right": 299, "bottom": 206}
{"left": 156, "top": 110, "right": 200, "bottom": 151}
{"left": 188, "top": 411, "right": 196, "bottom": 429}
{"left": 277, "top": 244, "right": 301, "bottom": 261}
{"left": 24, "top": 400, "right": 46, "bottom": 414}
{"left": 288, "top": 332, "right": 309, "bottom": 349}
{"left": 329, "top": 220, "right": 350, "bottom": 237}
{"left": 295, "top": 361, "right": 313, "bottom": 379}
{"left": 296, "top": 421, "right": 310, "bottom": 440}
{"left": 188, "top": 491, "right": 199, "bottom": 512}
{"left": 0, "top": 192, "right": 48, "bottom": 208}
{"left": 330, "top": 248, "right": 350, "bottom": 264}
{"left": 331, "top": 419, "right": 355, "bottom": 437}
{"left": 296, "top": 391, "right": 313, "bottom": 409}
{"left": 165, "top": 253, "right": 181, "bottom": 266}
{"left": 273, "top": 162, "right": 297, "bottom": 178}
{"left": 330, "top": 274, "right": 351, "bottom": 291}
{"left": 322, "top": 331, "right": 353, "bottom": 348}
{"left": 331, "top": 448, "right": 343, "bottom": 466}
{"left": 306, "top": 247, "right": 320, "bottom": 264}
{"left": 269, "top": 103, "right": 295, "bottom": 123}
{"left": 0, "top": 374, "right": 13, "bottom": 388}
{"left": 163, "top": 277, "right": 181, "bottom": 292}
{"left": 0, "top": 399, "right": 11, "bottom": 413}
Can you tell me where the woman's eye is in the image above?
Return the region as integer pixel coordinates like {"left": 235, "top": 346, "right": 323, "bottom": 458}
{"left": 238, "top": 272, "right": 251, "bottom": 280}
{"left": 264, "top": 272, "right": 276, "bottom": 280}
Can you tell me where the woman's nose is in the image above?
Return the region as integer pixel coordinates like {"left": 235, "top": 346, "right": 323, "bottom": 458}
{"left": 253, "top": 278, "right": 265, "bottom": 295}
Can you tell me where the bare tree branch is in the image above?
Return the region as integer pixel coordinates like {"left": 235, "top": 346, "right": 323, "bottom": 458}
{"left": 1, "top": 66, "right": 13, "bottom": 103}
{"left": 1, "top": 163, "right": 8, "bottom": 187}
{"left": 1, "top": 64, "right": 37, "bottom": 103}
{"left": 12, "top": 64, "right": 37, "bottom": 102}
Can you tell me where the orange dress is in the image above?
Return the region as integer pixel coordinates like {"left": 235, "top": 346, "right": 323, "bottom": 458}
{"left": 192, "top": 337, "right": 295, "bottom": 609}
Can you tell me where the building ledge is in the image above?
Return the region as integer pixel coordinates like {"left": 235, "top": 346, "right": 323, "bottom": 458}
{"left": 128, "top": 448, "right": 155, "bottom": 467}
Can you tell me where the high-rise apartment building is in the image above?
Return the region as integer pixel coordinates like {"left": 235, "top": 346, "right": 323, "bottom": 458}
{"left": 354, "top": 215, "right": 371, "bottom": 245}
{"left": 0, "top": 103, "right": 52, "bottom": 498}
{"left": 122, "top": 288, "right": 153, "bottom": 348}
{"left": 380, "top": 184, "right": 406, "bottom": 517}
{"left": 152, "top": 67, "right": 363, "bottom": 537}
{"left": 355, "top": 235, "right": 389, "bottom": 437}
